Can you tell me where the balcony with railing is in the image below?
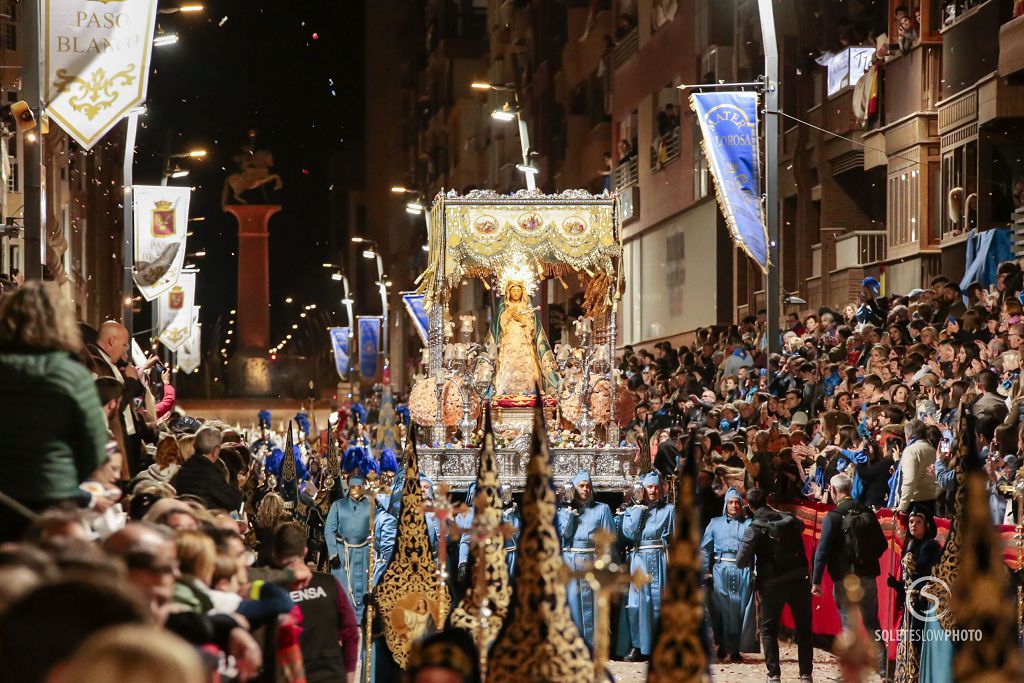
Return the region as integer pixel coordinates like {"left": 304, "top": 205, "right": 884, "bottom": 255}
{"left": 612, "top": 28, "right": 638, "bottom": 69}
{"left": 942, "top": 0, "right": 1007, "bottom": 99}
{"left": 825, "top": 230, "right": 886, "bottom": 308}
{"left": 615, "top": 153, "right": 638, "bottom": 189}
{"left": 883, "top": 44, "right": 942, "bottom": 124}
{"left": 999, "top": 13, "right": 1024, "bottom": 79}
{"left": 649, "top": 127, "right": 681, "bottom": 172}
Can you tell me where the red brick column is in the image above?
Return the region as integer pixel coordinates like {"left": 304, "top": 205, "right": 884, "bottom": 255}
{"left": 224, "top": 205, "right": 281, "bottom": 352}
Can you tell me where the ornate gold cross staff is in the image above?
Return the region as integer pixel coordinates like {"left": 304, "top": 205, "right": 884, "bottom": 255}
{"left": 559, "top": 527, "right": 649, "bottom": 682}
{"left": 451, "top": 492, "right": 516, "bottom": 679}
{"left": 421, "top": 482, "right": 461, "bottom": 615}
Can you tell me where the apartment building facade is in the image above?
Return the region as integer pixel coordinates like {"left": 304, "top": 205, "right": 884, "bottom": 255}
{"left": 378, "top": 0, "right": 1024, "bottom": 364}
{"left": 0, "top": 0, "right": 125, "bottom": 325}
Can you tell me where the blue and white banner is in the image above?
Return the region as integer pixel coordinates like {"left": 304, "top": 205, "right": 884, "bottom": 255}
{"left": 357, "top": 316, "right": 382, "bottom": 380}
{"left": 401, "top": 291, "right": 429, "bottom": 346}
{"left": 328, "top": 326, "right": 351, "bottom": 379}
{"left": 690, "top": 91, "right": 769, "bottom": 272}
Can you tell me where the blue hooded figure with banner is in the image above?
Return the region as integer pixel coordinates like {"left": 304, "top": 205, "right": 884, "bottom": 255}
{"left": 556, "top": 469, "right": 614, "bottom": 648}
{"left": 619, "top": 470, "right": 675, "bottom": 659}
{"left": 700, "top": 487, "right": 757, "bottom": 660}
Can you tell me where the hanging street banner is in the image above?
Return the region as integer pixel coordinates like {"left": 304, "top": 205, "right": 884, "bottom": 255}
{"left": 157, "top": 270, "right": 196, "bottom": 352}
{"left": 132, "top": 185, "right": 190, "bottom": 301}
{"left": 328, "top": 326, "right": 351, "bottom": 379}
{"left": 177, "top": 307, "right": 201, "bottom": 374}
{"left": 401, "top": 291, "right": 429, "bottom": 346}
{"left": 45, "top": 0, "right": 160, "bottom": 149}
{"left": 357, "top": 316, "right": 381, "bottom": 380}
{"left": 690, "top": 91, "right": 769, "bottom": 272}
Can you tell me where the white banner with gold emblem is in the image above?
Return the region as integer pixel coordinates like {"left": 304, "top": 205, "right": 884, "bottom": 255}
{"left": 45, "top": 0, "right": 160, "bottom": 149}
{"left": 132, "top": 184, "right": 190, "bottom": 301}
{"left": 157, "top": 269, "right": 196, "bottom": 352}
{"left": 177, "top": 306, "right": 201, "bottom": 374}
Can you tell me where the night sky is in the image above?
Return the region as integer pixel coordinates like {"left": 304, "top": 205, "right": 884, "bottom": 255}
{"left": 135, "top": 1, "right": 365, "bottom": 350}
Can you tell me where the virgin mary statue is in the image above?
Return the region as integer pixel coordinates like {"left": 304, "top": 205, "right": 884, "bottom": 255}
{"left": 491, "top": 279, "right": 559, "bottom": 402}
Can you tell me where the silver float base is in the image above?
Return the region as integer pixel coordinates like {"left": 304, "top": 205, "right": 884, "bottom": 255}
{"left": 417, "top": 446, "right": 636, "bottom": 491}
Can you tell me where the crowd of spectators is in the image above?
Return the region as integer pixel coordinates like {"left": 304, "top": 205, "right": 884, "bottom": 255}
{"left": 0, "top": 282, "right": 360, "bottom": 682}
{"left": 4, "top": 255, "right": 1024, "bottom": 682}
{"left": 617, "top": 269, "right": 1023, "bottom": 529}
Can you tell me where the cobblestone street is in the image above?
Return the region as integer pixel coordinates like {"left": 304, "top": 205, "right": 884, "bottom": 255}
{"left": 606, "top": 642, "right": 843, "bottom": 682}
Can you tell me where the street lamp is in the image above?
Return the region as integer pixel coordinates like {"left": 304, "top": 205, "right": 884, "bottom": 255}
{"left": 405, "top": 201, "right": 425, "bottom": 214}
{"left": 323, "top": 262, "right": 355, "bottom": 333}
{"left": 477, "top": 82, "right": 536, "bottom": 191}
{"left": 490, "top": 104, "right": 518, "bottom": 122}
{"left": 159, "top": 3, "right": 204, "bottom": 13}
{"left": 161, "top": 146, "right": 207, "bottom": 186}
{"left": 351, "top": 236, "right": 389, "bottom": 376}
{"left": 153, "top": 33, "right": 179, "bottom": 47}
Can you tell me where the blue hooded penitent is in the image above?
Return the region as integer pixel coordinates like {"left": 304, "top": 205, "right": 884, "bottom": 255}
{"left": 294, "top": 412, "right": 311, "bottom": 437}
{"left": 572, "top": 470, "right": 592, "bottom": 487}
{"left": 342, "top": 444, "right": 366, "bottom": 473}
{"left": 642, "top": 471, "right": 662, "bottom": 487}
{"left": 862, "top": 276, "right": 880, "bottom": 294}
{"left": 722, "top": 487, "right": 743, "bottom": 514}
{"left": 379, "top": 448, "right": 399, "bottom": 473}
{"left": 701, "top": 486, "right": 756, "bottom": 657}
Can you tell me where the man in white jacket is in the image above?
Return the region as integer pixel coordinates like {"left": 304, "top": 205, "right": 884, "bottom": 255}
{"left": 898, "top": 419, "right": 939, "bottom": 516}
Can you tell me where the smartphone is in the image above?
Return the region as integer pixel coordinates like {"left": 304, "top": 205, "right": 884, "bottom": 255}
{"left": 939, "top": 438, "right": 951, "bottom": 455}
{"left": 810, "top": 432, "right": 825, "bottom": 448}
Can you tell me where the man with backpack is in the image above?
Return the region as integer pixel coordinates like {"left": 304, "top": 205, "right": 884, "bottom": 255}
{"left": 736, "top": 487, "right": 814, "bottom": 683}
{"left": 811, "top": 473, "right": 888, "bottom": 681}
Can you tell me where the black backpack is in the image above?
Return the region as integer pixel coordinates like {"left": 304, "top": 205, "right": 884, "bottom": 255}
{"left": 840, "top": 503, "right": 887, "bottom": 566}
{"left": 758, "top": 512, "right": 806, "bottom": 571}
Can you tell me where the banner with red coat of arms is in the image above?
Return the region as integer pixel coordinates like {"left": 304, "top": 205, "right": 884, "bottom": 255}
{"left": 132, "top": 184, "right": 190, "bottom": 301}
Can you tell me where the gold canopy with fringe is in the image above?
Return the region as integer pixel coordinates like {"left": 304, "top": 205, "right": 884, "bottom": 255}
{"left": 486, "top": 401, "right": 592, "bottom": 683}
{"left": 647, "top": 430, "right": 710, "bottom": 683}
{"left": 418, "top": 189, "right": 622, "bottom": 311}
{"left": 373, "top": 430, "right": 451, "bottom": 669}
{"left": 448, "top": 407, "right": 511, "bottom": 670}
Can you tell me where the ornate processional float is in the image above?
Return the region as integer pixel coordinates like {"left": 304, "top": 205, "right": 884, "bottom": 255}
{"left": 407, "top": 188, "right": 636, "bottom": 491}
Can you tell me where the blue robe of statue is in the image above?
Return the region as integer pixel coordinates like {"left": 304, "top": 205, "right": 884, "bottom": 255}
{"left": 620, "top": 501, "right": 674, "bottom": 655}
{"left": 699, "top": 510, "right": 756, "bottom": 655}
{"left": 556, "top": 500, "right": 615, "bottom": 648}
{"left": 324, "top": 496, "right": 396, "bottom": 623}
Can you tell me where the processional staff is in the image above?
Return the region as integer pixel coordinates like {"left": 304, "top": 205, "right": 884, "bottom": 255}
{"left": 559, "top": 527, "right": 649, "bottom": 682}
{"left": 362, "top": 472, "right": 385, "bottom": 683}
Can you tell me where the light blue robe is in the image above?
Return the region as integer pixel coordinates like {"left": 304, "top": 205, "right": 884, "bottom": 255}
{"left": 620, "top": 501, "right": 674, "bottom": 654}
{"left": 324, "top": 496, "right": 396, "bottom": 623}
{"left": 919, "top": 603, "right": 954, "bottom": 683}
{"left": 556, "top": 500, "right": 614, "bottom": 648}
{"left": 700, "top": 511, "right": 756, "bottom": 655}
{"left": 457, "top": 503, "right": 522, "bottom": 578}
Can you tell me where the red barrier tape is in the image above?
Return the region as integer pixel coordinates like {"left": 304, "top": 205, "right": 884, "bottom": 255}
{"left": 772, "top": 502, "right": 1020, "bottom": 652}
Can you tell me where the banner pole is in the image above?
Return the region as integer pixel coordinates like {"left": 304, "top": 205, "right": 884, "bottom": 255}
{"left": 757, "top": 0, "right": 782, "bottom": 367}
{"left": 122, "top": 114, "right": 140, "bottom": 337}
{"left": 21, "top": 0, "right": 43, "bottom": 280}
